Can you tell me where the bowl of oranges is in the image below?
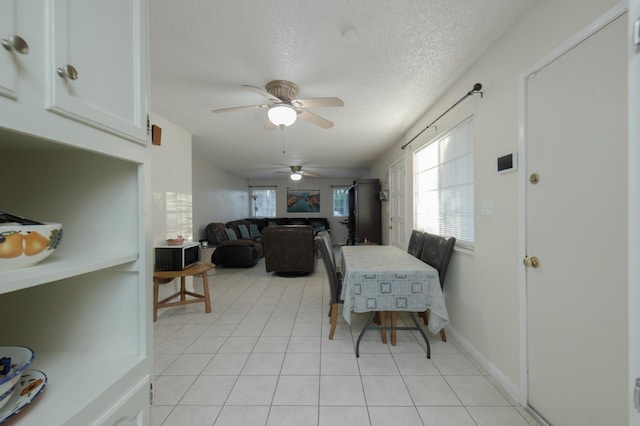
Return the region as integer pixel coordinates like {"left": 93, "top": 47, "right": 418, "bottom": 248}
{"left": 0, "top": 213, "right": 63, "bottom": 271}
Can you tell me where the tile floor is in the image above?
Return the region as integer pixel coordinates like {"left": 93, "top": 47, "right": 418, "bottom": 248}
{"left": 152, "top": 257, "right": 538, "bottom": 426}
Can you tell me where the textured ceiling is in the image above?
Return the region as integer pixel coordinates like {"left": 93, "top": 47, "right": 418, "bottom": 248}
{"left": 150, "top": 0, "right": 535, "bottom": 179}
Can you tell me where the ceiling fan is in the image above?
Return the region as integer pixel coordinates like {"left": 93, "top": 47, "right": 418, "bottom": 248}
{"left": 276, "top": 165, "right": 320, "bottom": 180}
{"left": 212, "top": 80, "right": 343, "bottom": 129}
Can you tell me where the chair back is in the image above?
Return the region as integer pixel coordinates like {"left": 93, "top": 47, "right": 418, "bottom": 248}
{"left": 316, "top": 230, "right": 335, "bottom": 268}
{"left": 419, "top": 232, "right": 456, "bottom": 287}
{"left": 315, "top": 236, "right": 342, "bottom": 304}
{"left": 407, "top": 230, "right": 424, "bottom": 258}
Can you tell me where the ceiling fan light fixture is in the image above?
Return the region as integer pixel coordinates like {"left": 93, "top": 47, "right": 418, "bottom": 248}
{"left": 290, "top": 172, "right": 302, "bottom": 181}
{"left": 268, "top": 104, "right": 297, "bottom": 127}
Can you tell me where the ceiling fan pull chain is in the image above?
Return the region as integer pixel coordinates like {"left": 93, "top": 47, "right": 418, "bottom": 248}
{"left": 280, "top": 125, "right": 286, "bottom": 154}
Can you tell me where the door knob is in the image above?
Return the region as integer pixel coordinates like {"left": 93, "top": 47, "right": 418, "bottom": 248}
{"left": 1, "top": 35, "right": 29, "bottom": 54}
{"left": 523, "top": 256, "right": 540, "bottom": 268}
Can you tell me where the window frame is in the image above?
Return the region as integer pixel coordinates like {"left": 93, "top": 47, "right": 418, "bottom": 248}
{"left": 332, "top": 187, "right": 349, "bottom": 217}
{"left": 250, "top": 187, "right": 277, "bottom": 218}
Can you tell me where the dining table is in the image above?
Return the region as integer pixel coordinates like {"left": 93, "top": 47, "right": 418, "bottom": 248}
{"left": 340, "top": 244, "right": 449, "bottom": 357}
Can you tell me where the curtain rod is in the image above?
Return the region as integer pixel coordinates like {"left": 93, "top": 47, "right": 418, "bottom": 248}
{"left": 401, "top": 83, "right": 483, "bottom": 150}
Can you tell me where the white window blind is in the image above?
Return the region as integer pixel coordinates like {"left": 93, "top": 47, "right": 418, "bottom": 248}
{"left": 332, "top": 187, "right": 349, "bottom": 216}
{"left": 414, "top": 117, "right": 474, "bottom": 249}
{"left": 251, "top": 187, "right": 276, "bottom": 217}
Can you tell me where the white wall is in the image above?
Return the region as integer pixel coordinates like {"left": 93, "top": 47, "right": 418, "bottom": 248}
{"left": 150, "top": 113, "right": 193, "bottom": 246}
{"left": 371, "top": 0, "right": 620, "bottom": 398}
{"left": 192, "top": 155, "right": 249, "bottom": 241}
{"left": 248, "top": 177, "right": 355, "bottom": 245}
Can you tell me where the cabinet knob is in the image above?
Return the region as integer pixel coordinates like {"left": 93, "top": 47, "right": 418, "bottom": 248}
{"left": 57, "top": 64, "right": 79, "bottom": 81}
{"left": 1, "top": 35, "right": 29, "bottom": 55}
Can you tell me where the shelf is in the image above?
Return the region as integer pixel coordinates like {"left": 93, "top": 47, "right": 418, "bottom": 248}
{"left": 0, "top": 252, "right": 139, "bottom": 295}
{"left": 7, "top": 351, "right": 147, "bottom": 425}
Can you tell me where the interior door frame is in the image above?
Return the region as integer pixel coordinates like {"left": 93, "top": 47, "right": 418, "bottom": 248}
{"left": 516, "top": 1, "right": 628, "bottom": 413}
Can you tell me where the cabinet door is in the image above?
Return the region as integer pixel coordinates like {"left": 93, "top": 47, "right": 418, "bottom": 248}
{"left": 0, "top": 0, "right": 24, "bottom": 100}
{"left": 47, "top": 0, "right": 148, "bottom": 143}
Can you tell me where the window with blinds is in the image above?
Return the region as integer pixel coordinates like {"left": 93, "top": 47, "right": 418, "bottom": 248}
{"left": 414, "top": 117, "right": 474, "bottom": 249}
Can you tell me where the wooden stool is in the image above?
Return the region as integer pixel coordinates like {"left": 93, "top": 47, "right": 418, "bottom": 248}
{"left": 153, "top": 262, "right": 214, "bottom": 321}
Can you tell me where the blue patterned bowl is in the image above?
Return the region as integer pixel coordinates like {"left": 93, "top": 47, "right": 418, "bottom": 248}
{"left": 0, "top": 346, "right": 35, "bottom": 411}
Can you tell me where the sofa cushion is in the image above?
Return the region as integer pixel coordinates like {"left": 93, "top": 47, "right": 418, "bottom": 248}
{"left": 238, "top": 224, "right": 251, "bottom": 239}
{"left": 249, "top": 223, "right": 261, "bottom": 238}
{"left": 225, "top": 228, "right": 237, "bottom": 240}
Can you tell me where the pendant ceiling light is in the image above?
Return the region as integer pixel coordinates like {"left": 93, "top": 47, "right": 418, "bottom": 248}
{"left": 268, "top": 104, "right": 297, "bottom": 127}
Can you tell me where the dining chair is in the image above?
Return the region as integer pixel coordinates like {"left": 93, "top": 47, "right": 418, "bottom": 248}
{"left": 418, "top": 232, "right": 456, "bottom": 341}
{"left": 407, "top": 229, "right": 424, "bottom": 258}
{"left": 315, "top": 235, "right": 343, "bottom": 340}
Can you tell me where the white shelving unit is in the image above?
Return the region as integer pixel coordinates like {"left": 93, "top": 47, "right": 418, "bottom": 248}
{"left": 0, "top": 1, "right": 151, "bottom": 424}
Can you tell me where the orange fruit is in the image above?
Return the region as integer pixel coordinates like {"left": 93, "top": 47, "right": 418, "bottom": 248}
{"left": 24, "top": 231, "right": 50, "bottom": 256}
{"left": 0, "top": 232, "right": 24, "bottom": 258}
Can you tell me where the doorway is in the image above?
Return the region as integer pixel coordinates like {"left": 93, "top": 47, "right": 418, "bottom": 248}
{"left": 389, "top": 157, "right": 407, "bottom": 249}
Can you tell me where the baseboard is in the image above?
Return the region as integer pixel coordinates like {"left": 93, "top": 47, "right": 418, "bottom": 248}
{"left": 444, "top": 324, "right": 525, "bottom": 406}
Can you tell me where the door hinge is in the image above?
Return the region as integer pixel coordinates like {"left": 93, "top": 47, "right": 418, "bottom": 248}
{"left": 150, "top": 382, "right": 154, "bottom": 405}
{"left": 633, "top": 17, "right": 640, "bottom": 46}
{"left": 634, "top": 378, "right": 640, "bottom": 412}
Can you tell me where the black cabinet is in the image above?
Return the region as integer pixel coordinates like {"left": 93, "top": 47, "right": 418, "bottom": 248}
{"left": 347, "top": 179, "right": 381, "bottom": 244}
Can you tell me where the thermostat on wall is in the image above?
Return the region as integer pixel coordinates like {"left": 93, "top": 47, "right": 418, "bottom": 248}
{"left": 497, "top": 152, "right": 517, "bottom": 174}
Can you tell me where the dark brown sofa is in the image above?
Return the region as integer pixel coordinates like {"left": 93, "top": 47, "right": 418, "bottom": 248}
{"left": 205, "top": 222, "right": 263, "bottom": 267}
{"left": 262, "top": 225, "right": 317, "bottom": 275}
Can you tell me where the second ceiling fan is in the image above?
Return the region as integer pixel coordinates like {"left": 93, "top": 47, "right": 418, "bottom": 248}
{"left": 212, "top": 80, "right": 343, "bottom": 129}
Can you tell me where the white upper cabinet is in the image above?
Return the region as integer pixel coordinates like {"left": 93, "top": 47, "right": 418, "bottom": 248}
{"left": 46, "top": 0, "right": 148, "bottom": 143}
{"left": 0, "top": 0, "right": 29, "bottom": 100}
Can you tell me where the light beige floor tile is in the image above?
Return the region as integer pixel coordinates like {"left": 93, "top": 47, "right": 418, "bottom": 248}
{"left": 319, "top": 375, "right": 366, "bottom": 406}
{"left": 162, "top": 405, "right": 222, "bottom": 425}
{"left": 226, "top": 375, "right": 278, "bottom": 405}
{"left": 217, "top": 336, "right": 258, "bottom": 353}
{"left": 179, "top": 375, "right": 237, "bottom": 405}
{"left": 318, "top": 406, "right": 370, "bottom": 426}
{"left": 361, "top": 376, "right": 413, "bottom": 406}
{"left": 292, "top": 322, "right": 322, "bottom": 336}
{"left": 466, "top": 406, "right": 532, "bottom": 426}
{"left": 201, "top": 353, "right": 248, "bottom": 375}
{"left": 445, "top": 376, "right": 510, "bottom": 406}
{"left": 431, "top": 353, "right": 481, "bottom": 375}
{"left": 272, "top": 375, "right": 320, "bottom": 405}
{"left": 288, "top": 336, "right": 322, "bottom": 353}
{"left": 163, "top": 353, "right": 214, "bottom": 375}
{"left": 416, "top": 406, "right": 476, "bottom": 425}
{"left": 253, "top": 336, "right": 291, "bottom": 353}
{"left": 393, "top": 353, "right": 440, "bottom": 376}
{"left": 201, "top": 323, "right": 236, "bottom": 337}
{"left": 150, "top": 405, "right": 173, "bottom": 426}
{"left": 241, "top": 353, "right": 285, "bottom": 375}
{"left": 320, "top": 337, "right": 355, "bottom": 354}
{"left": 153, "top": 353, "right": 179, "bottom": 375}
{"left": 368, "top": 406, "right": 424, "bottom": 426}
{"left": 184, "top": 336, "right": 227, "bottom": 354}
{"left": 152, "top": 375, "right": 197, "bottom": 405}
{"left": 320, "top": 353, "right": 360, "bottom": 375}
{"left": 154, "top": 337, "right": 197, "bottom": 354}
{"left": 281, "top": 353, "right": 321, "bottom": 375}
{"left": 357, "top": 353, "right": 400, "bottom": 375}
{"left": 213, "top": 405, "right": 270, "bottom": 426}
{"left": 267, "top": 405, "right": 319, "bottom": 426}
{"left": 404, "top": 375, "right": 462, "bottom": 406}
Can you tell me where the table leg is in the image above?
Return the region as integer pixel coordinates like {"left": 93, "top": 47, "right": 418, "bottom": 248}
{"left": 391, "top": 311, "right": 397, "bottom": 346}
{"left": 355, "top": 311, "right": 377, "bottom": 358}
{"left": 180, "top": 277, "right": 186, "bottom": 301}
{"left": 379, "top": 311, "right": 387, "bottom": 344}
{"left": 201, "top": 273, "right": 212, "bottom": 313}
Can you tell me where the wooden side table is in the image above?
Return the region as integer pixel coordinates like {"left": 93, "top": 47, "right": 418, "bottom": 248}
{"left": 153, "top": 262, "right": 214, "bottom": 321}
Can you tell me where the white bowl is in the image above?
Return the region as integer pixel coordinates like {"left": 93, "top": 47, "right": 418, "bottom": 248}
{"left": 0, "top": 346, "right": 35, "bottom": 411}
{"left": 0, "top": 223, "right": 63, "bottom": 270}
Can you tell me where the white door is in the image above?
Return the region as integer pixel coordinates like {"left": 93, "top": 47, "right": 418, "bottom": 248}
{"left": 525, "top": 13, "right": 627, "bottom": 425}
{"left": 628, "top": 1, "right": 640, "bottom": 424}
{"left": 389, "top": 157, "right": 406, "bottom": 249}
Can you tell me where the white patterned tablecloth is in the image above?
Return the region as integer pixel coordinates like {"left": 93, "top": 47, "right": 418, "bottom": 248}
{"left": 340, "top": 245, "right": 449, "bottom": 334}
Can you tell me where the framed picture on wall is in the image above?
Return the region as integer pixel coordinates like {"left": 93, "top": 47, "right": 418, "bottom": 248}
{"left": 287, "top": 190, "right": 320, "bottom": 213}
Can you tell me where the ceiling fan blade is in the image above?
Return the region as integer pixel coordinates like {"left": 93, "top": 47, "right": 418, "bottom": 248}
{"left": 212, "top": 104, "right": 268, "bottom": 113}
{"left": 242, "top": 84, "right": 281, "bottom": 102}
{"left": 297, "top": 109, "right": 334, "bottom": 129}
{"left": 301, "top": 171, "right": 320, "bottom": 178}
{"left": 294, "top": 97, "right": 344, "bottom": 108}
